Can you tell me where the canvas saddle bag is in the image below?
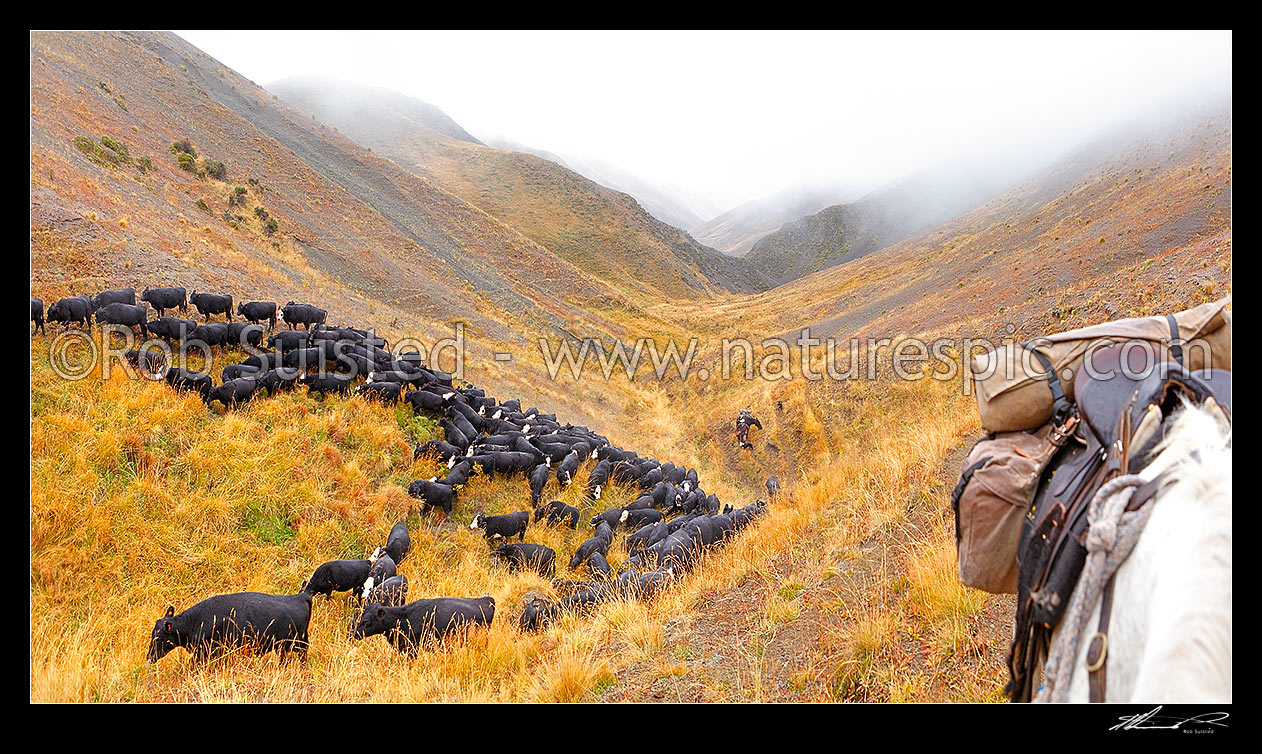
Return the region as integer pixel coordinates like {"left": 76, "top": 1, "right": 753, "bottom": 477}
{"left": 952, "top": 423, "right": 1073, "bottom": 593}
{"left": 969, "top": 298, "right": 1231, "bottom": 433}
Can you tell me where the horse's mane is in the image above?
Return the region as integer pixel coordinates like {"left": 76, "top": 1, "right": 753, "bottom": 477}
{"left": 1144, "top": 398, "right": 1231, "bottom": 485}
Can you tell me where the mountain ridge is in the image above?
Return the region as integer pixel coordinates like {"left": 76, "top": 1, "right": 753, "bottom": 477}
{"left": 267, "top": 76, "right": 767, "bottom": 298}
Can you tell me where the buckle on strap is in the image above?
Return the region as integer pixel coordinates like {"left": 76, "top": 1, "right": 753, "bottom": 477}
{"left": 1049, "top": 415, "right": 1080, "bottom": 447}
{"left": 1085, "top": 632, "right": 1109, "bottom": 672}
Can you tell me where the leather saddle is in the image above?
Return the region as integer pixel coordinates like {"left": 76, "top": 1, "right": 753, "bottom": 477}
{"left": 1005, "top": 341, "right": 1230, "bottom": 702}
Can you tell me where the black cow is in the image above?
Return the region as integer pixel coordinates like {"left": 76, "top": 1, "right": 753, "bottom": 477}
{"left": 597, "top": 445, "right": 635, "bottom": 463}
{"left": 534, "top": 499, "right": 580, "bottom": 529}
{"left": 491, "top": 542, "right": 555, "bottom": 577}
{"left": 588, "top": 459, "right": 612, "bottom": 500}
{"left": 124, "top": 348, "right": 166, "bottom": 377}
{"left": 141, "top": 287, "right": 188, "bottom": 317}
{"left": 244, "top": 351, "right": 285, "bottom": 372}
{"left": 204, "top": 377, "right": 257, "bottom": 409}
{"left": 591, "top": 507, "right": 630, "bottom": 530}
{"left": 710, "top": 512, "right": 737, "bottom": 544}
{"left": 615, "top": 567, "right": 675, "bottom": 601}
{"left": 189, "top": 291, "right": 233, "bottom": 322}
{"left": 625, "top": 520, "right": 669, "bottom": 554}
{"left": 334, "top": 352, "right": 372, "bottom": 379}
{"left": 363, "top": 575, "right": 409, "bottom": 607}
{"left": 46, "top": 296, "right": 93, "bottom": 328}
{"left": 383, "top": 522, "right": 411, "bottom": 565}
{"left": 569, "top": 521, "right": 614, "bottom": 571}
{"left": 730, "top": 500, "right": 768, "bottom": 531}
{"left": 639, "top": 467, "right": 664, "bottom": 491}
{"left": 187, "top": 322, "right": 229, "bottom": 348}
{"left": 31, "top": 298, "right": 45, "bottom": 336}
{"left": 519, "top": 587, "right": 611, "bottom": 632}
{"left": 624, "top": 508, "right": 664, "bottom": 530}
{"left": 225, "top": 322, "right": 264, "bottom": 348}
{"left": 407, "top": 480, "right": 456, "bottom": 516}
{"left": 766, "top": 476, "right": 782, "bottom": 499}
{"left": 556, "top": 450, "right": 580, "bottom": 486}
{"left": 222, "top": 363, "right": 260, "bottom": 382}
{"left": 268, "top": 330, "right": 310, "bottom": 352}
{"left": 147, "top": 317, "right": 197, "bottom": 344}
{"left": 94, "top": 302, "right": 149, "bottom": 335}
{"left": 529, "top": 462, "right": 550, "bottom": 507}
{"left": 281, "top": 302, "right": 327, "bottom": 330}
{"left": 147, "top": 591, "right": 312, "bottom": 664}
{"left": 303, "top": 559, "right": 372, "bottom": 601}
{"left": 92, "top": 288, "right": 135, "bottom": 309}
{"left": 585, "top": 551, "right": 612, "bottom": 581}
{"left": 624, "top": 495, "right": 656, "bottom": 512}
{"left": 434, "top": 459, "right": 475, "bottom": 488}
{"left": 441, "top": 459, "right": 474, "bottom": 487}
{"left": 165, "top": 368, "right": 212, "bottom": 400}
{"left": 355, "top": 381, "right": 402, "bottom": 404}
{"left": 369, "top": 370, "right": 429, "bottom": 388}
{"left": 237, "top": 301, "right": 278, "bottom": 331}
{"left": 352, "top": 596, "right": 496, "bottom": 656}
{"left": 366, "top": 551, "right": 397, "bottom": 586}
{"left": 256, "top": 368, "right": 301, "bottom": 396}
{"left": 704, "top": 494, "right": 722, "bottom": 515}
{"left": 299, "top": 372, "right": 354, "bottom": 398}
{"left": 445, "top": 410, "right": 479, "bottom": 447}
{"left": 282, "top": 346, "right": 325, "bottom": 370}
{"left": 414, "top": 439, "right": 463, "bottom": 464}
{"left": 468, "top": 451, "right": 536, "bottom": 477}
{"left": 470, "top": 510, "right": 530, "bottom": 541}
{"left": 405, "top": 388, "right": 453, "bottom": 414}
{"left": 648, "top": 530, "right": 704, "bottom": 573}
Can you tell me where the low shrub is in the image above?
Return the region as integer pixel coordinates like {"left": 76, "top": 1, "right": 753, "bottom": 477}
{"left": 100, "top": 135, "right": 129, "bottom": 162}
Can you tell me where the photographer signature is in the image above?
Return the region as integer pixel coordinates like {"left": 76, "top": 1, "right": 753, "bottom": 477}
{"left": 1111, "top": 706, "right": 1229, "bottom": 731}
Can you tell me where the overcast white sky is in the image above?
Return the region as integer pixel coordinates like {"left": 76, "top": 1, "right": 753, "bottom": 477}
{"left": 176, "top": 30, "right": 1231, "bottom": 213}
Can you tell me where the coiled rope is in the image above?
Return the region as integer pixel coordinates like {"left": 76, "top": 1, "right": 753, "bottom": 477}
{"left": 1034, "top": 473, "right": 1155, "bottom": 702}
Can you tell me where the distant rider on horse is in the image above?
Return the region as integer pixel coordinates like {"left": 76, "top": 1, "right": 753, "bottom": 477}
{"left": 736, "top": 409, "right": 762, "bottom": 449}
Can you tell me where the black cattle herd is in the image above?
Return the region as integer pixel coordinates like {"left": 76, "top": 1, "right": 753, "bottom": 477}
{"left": 32, "top": 285, "right": 779, "bottom": 666}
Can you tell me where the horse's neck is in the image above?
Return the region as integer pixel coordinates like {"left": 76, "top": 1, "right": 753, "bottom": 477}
{"left": 1061, "top": 423, "right": 1232, "bottom": 703}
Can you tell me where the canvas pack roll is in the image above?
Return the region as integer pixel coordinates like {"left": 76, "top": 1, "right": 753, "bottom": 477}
{"left": 969, "top": 298, "right": 1231, "bottom": 432}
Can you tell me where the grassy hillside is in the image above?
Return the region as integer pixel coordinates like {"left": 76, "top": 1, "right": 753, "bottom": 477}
{"left": 267, "top": 76, "right": 767, "bottom": 298}
{"left": 32, "top": 33, "right": 624, "bottom": 346}
{"left": 740, "top": 110, "right": 1231, "bottom": 287}
{"left": 690, "top": 185, "right": 851, "bottom": 258}
{"left": 30, "top": 31, "right": 1230, "bottom": 702}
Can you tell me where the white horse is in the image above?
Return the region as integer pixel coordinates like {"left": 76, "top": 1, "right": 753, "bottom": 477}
{"left": 1039, "top": 401, "right": 1232, "bottom": 702}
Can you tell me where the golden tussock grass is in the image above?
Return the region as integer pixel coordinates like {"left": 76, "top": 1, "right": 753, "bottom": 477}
{"left": 31, "top": 323, "right": 1001, "bottom": 702}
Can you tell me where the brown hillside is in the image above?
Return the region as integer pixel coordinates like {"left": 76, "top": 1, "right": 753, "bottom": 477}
{"left": 29, "top": 30, "right": 680, "bottom": 428}
{"left": 267, "top": 76, "right": 767, "bottom": 299}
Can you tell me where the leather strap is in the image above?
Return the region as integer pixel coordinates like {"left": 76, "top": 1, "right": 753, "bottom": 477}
{"left": 1086, "top": 574, "right": 1116, "bottom": 702}
{"left": 1166, "top": 315, "right": 1184, "bottom": 365}
{"left": 1022, "top": 343, "right": 1073, "bottom": 422}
